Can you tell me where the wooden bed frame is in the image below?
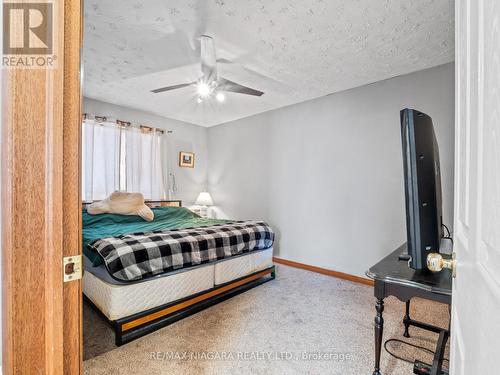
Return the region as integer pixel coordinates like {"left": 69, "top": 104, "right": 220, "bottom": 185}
{"left": 83, "top": 199, "right": 276, "bottom": 345}
{"left": 82, "top": 199, "right": 183, "bottom": 208}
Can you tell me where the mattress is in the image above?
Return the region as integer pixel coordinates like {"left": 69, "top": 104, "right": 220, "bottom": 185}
{"left": 83, "top": 247, "right": 274, "bottom": 321}
{"left": 214, "top": 248, "right": 274, "bottom": 285}
{"left": 84, "top": 264, "right": 214, "bottom": 321}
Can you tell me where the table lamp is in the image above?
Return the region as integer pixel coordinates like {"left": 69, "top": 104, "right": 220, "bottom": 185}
{"left": 195, "top": 191, "right": 214, "bottom": 217}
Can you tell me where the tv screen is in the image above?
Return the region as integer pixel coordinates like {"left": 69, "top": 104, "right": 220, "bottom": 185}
{"left": 400, "top": 108, "right": 443, "bottom": 270}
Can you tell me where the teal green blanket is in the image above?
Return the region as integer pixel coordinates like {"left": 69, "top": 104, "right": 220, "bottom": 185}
{"left": 83, "top": 206, "right": 229, "bottom": 266}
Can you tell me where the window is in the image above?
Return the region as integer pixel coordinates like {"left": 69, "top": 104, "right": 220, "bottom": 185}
{"left": 82, "top": 116, "right": 167, "bottom": 201}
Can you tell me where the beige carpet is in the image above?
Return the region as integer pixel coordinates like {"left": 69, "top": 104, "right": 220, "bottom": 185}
{"left": 84, "top": 264, "right": 449, "bottom": 374}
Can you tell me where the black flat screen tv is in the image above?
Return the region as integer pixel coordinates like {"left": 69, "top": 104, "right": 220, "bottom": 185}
{"left": 400, "top": 108, "right": 443, "bottom": 270}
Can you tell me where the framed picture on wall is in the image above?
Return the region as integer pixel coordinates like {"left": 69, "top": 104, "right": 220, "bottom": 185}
{"left": 179, "top": 151, "right": 195, "bottom": 168}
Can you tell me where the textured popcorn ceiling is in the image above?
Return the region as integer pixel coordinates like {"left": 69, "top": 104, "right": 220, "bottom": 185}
{"left": 83, "top": 0, "right": 454, "bottom": 127}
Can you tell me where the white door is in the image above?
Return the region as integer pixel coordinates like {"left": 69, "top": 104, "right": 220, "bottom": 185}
{"left": 451, "top": 0, "right": 500, "bottom": 374}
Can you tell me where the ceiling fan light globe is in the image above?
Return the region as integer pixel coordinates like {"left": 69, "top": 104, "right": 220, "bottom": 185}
{"left": 216, "top": 92, "right": 225, "bottom": 102}
{"left": 197, "top": 82, "right": 211, "bottom": 98}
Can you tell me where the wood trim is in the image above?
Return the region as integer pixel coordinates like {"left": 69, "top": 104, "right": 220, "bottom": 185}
{"left": 2, "top": 28, "right": 65, "bottom": 375}
{"left": 273, "top": 257, "right": 374, "bottom": 286}
{"left": 1, "top": 1, "right": 83, "bottom": 373}
{"left": 63, "top": 0, "right": 84, "bottom": 373}
{"left": 122, "top": 268, "right": 274, "bottom": 331}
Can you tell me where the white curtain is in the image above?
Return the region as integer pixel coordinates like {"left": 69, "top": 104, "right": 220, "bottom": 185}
{"left": 82, "top": 118, "right": 121, "bottom": 201}
{"left": 124, "top": 127, "right": 167, "bottom": 200}
{"left": 82, "top": 118, "right": 167, "bottom": 201}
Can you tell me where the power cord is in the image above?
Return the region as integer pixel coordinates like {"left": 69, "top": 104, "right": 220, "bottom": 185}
{"left": 441, "top": 223, "right": 451, "bottom": 237}
{"left": 383, "top": 338, "right": 449, "bottom": 364}
{"left": 441, "top": 223, "right": 453, "bottom": 245}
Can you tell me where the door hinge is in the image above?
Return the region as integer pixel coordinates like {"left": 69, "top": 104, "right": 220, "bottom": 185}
{"left": 63, "top": 255, "right": 82, "bottom": 282}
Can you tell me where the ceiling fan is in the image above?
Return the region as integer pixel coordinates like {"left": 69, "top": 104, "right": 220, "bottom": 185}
{"left": 150, "top": 35, "right": 264, "bottom": 102}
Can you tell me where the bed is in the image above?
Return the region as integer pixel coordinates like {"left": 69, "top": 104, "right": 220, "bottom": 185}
{"left": 82, "top": 200, "right": 275, "bottom": 345}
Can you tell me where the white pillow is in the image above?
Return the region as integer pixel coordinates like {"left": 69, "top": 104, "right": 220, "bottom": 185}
{"left": 87, "top": 191, "right": 154, "bottom": 221}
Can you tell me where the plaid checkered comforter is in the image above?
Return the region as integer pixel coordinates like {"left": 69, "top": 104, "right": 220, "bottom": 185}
{"left": 89, "top": 221, "right": 274, "bottom": 282}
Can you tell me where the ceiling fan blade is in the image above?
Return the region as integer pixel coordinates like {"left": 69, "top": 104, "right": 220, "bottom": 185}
{"left": 217, "top": 58, "right": 290, "bottom": 90}
{"left": 219, "top": 78, "right": 264, "bottom": 96}
{"left": 216, "top": 58, "right": 232, "bottom": 64}
{"left": 200, "top": 35, "right": 217, "bottom": 82}
{"left": 150, "top": 82, "right": 194, "bottom": 94}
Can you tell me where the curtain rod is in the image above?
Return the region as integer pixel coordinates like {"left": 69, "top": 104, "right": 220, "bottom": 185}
{"left": 82, "top": 113, "right": 173, "bottom": 134}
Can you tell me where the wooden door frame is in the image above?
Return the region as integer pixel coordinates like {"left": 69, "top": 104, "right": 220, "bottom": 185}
{"left": 1, "top": 0, "right": 83, "bottom": 373}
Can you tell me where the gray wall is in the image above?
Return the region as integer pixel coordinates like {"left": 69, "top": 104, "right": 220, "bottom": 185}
{"left": 84, "top": 98, "right": 208, "bottom": 205}
{"left": 207, "top": 63, "right": 455, "bottom": 277}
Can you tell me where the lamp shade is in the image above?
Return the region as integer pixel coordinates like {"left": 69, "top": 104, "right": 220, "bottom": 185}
{"left": 195, "top": 191, "right": 214, "bottom": 206}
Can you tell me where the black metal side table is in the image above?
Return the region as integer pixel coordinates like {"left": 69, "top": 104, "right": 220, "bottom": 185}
{"left": 366, "top": 244, "right": 452, "bottom": 375}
